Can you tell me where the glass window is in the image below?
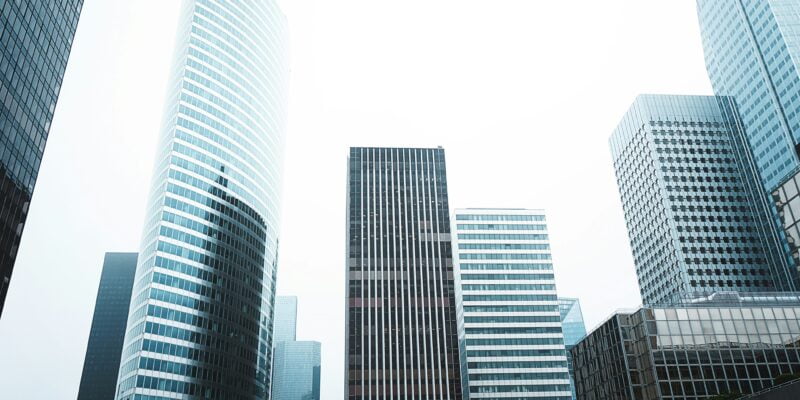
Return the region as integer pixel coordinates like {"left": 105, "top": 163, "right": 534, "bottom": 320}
{"left": 785, "top": 179, "right": 799, "bottom": 200}
{"left": 790, "top": 197, "right": 800, "bottom": 222}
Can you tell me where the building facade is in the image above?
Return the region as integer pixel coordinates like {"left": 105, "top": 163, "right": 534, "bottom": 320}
{"left": 0, "top": 0, "right": 83, "bottom": 317}
{"left": 114, "top": 1, "right": 289, "bottom": 398}
{"left": 78, "top": 253, "right": 138, "bottom": 400}
{"left": 273, "top": 341, "right": 321, "bottom": 400}
{"left": 345, "top": 147, "right": 462, "bottom": 399}
{"left": 696, "top": 0, "right": 800, "bottom": 191}
{"left": 773, "top": 170, "right": 800, "bottom": 284}
{"left": 454, "top": 208, "right": 571, "bottom": 399}
{"left": 571, "top": 292, "right": 800, "bottom": 400}
{"left": 610, "top": 94, "right": 796, "bottom": 305}
{"left": 271, "top": 296, "right": 321, "bottom": 400}
{"left": 559, "top": 297, "right": 586, "bottom": 400}
{"left": 274, "top": 295, "right": 297, "bottom": 344}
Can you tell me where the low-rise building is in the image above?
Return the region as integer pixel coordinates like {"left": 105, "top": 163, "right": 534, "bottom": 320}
{"left": 571, "top": 292, "right": 800, "bottom": 399}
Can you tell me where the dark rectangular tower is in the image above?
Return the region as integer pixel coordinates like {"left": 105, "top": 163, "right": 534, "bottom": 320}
{"left": 0, "top": 0, "right": 83, "bottom": 317}
{"left": 77, "top": 252, "right": 138, "bottom": 400}
{"left": 346, "top": 147, "right": 462, "bottom": 399}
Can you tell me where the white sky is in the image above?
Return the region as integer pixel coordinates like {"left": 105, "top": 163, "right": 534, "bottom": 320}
{"left": 0, "top": 1, "right": 713, "bottom": 398}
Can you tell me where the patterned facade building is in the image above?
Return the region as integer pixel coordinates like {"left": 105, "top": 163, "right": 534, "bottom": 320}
{"left": 454, "top": 208, "right": 571, "bottom": 399}
{"left": 114, "top": 1, "right": 289, "bottom": 398}
{"left": 610, "top": 94, "right": 796, "bottom": 305}
{"left": 346, "top": 147, "right": 462, "bottom": 399}
{"left": 696, "top": 0, "right": 800, "bottom": 191}
{"left": 571, "top": 292, "right": 800, "bottom": 400}
{"left": 0, "top": 0, "right": 83, "bottom": 317}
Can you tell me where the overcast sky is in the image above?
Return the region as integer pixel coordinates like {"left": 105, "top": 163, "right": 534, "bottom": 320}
{"left": 0, "top": 1, "right": 713, "bottom": 398}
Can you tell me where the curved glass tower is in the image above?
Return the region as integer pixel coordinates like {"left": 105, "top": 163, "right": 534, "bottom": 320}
{"left": 114, "top": 1, "right": 288, "bottom": 399}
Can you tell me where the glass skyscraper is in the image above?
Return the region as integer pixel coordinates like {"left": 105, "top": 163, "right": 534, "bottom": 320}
{"left": 346, "top": 147, "right": 462, "bottom": 399}
{"left": 696, "top": 0, "right": 800, "bottom": 191}
{"left": 610, "top": 94, "right": 797, "bottom": 305}
{"left": 274, "top": 295, "right": 297, "bottom": 344}
{"left": 558, "top": 298, "right": 586, "bottom": 349}
{"left": 271, "top": 296, "right": 321, "bottom": 400}
{"left": 0, "top": 0, "right": 83, "bottom": 317}
{"left": 454, "top": 208, "right": 571, "bottom": 400}
{"left": 272, "top": 341, "right": 321, "bottom": 400}
{"left": 571, "top": 292, "right": 800, "bottom": 399}
{"left": 114, "top": 1, "right": 289, "bottom": 398}
{"left": 78, "top": 253, "right": 138, "bottom": 400}
{"left": 558, "top": 297, "right": 586, "bottom": 400}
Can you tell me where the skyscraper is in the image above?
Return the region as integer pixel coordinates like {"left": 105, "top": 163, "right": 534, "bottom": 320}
{"left": 274, "top": 295, "right": 298, "bottom": 344}
{"left": 559, "top": 298, "right": 586, "bottom": 400}
{"left": 78, "top": 253, "right": 138, "bottom": 400}
{"left": 114, "top": 1, "right": 289, "bottom": 398}
{"left": 454, "top": 208, "right": 572, "bottom": 400}
{"left": 271, "top": 296, "right": 321, "bottom": 400}
{"left": 696, "top": 0, "right": 800, "bottom": 191}
{"left": 273, "top": 341, "right": 322, "bottom": 400}
{"left": 0, "top": 0, "right": 83, "bottom": 317}
{"left": 346, "top": 147, "right": 462, "bottom": 399}
{"left": 610, "top": 94, "right": 797, "bottom": 305}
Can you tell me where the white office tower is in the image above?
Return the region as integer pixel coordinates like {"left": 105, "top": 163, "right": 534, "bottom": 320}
{"left": 454, "top": 208, "right": 572, "bottom": 400}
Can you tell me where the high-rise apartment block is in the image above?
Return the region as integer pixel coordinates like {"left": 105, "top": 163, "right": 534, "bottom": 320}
{"left": 571, "top": 292, "right": 800, "bottom": 400}
{"left": 610, "top": 94, "right": 796, "bottom": 305}
{"left": 77, "top": 253, "right": 138, "bottom": 400}
{"left": 114, "top": 1, "right": 289, "bottom": 398}
{"left": 0, "top": 0, "right": 83, "bottom": 317}
{"left": 559, "top": 297, "right": 586, "bottom": 400}
{"left": 454, "top": 208, "right": 571, "bottom": 399}
{"left": 346, "top": 147, "right": 462, "bottom": 399}
{"left": 697, "top": 0, "right": 800, "bottom": 191}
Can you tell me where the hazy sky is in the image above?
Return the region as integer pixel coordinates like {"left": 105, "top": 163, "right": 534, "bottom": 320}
{"left": 0, "top": 1, "right": 713, "bottom": 398}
